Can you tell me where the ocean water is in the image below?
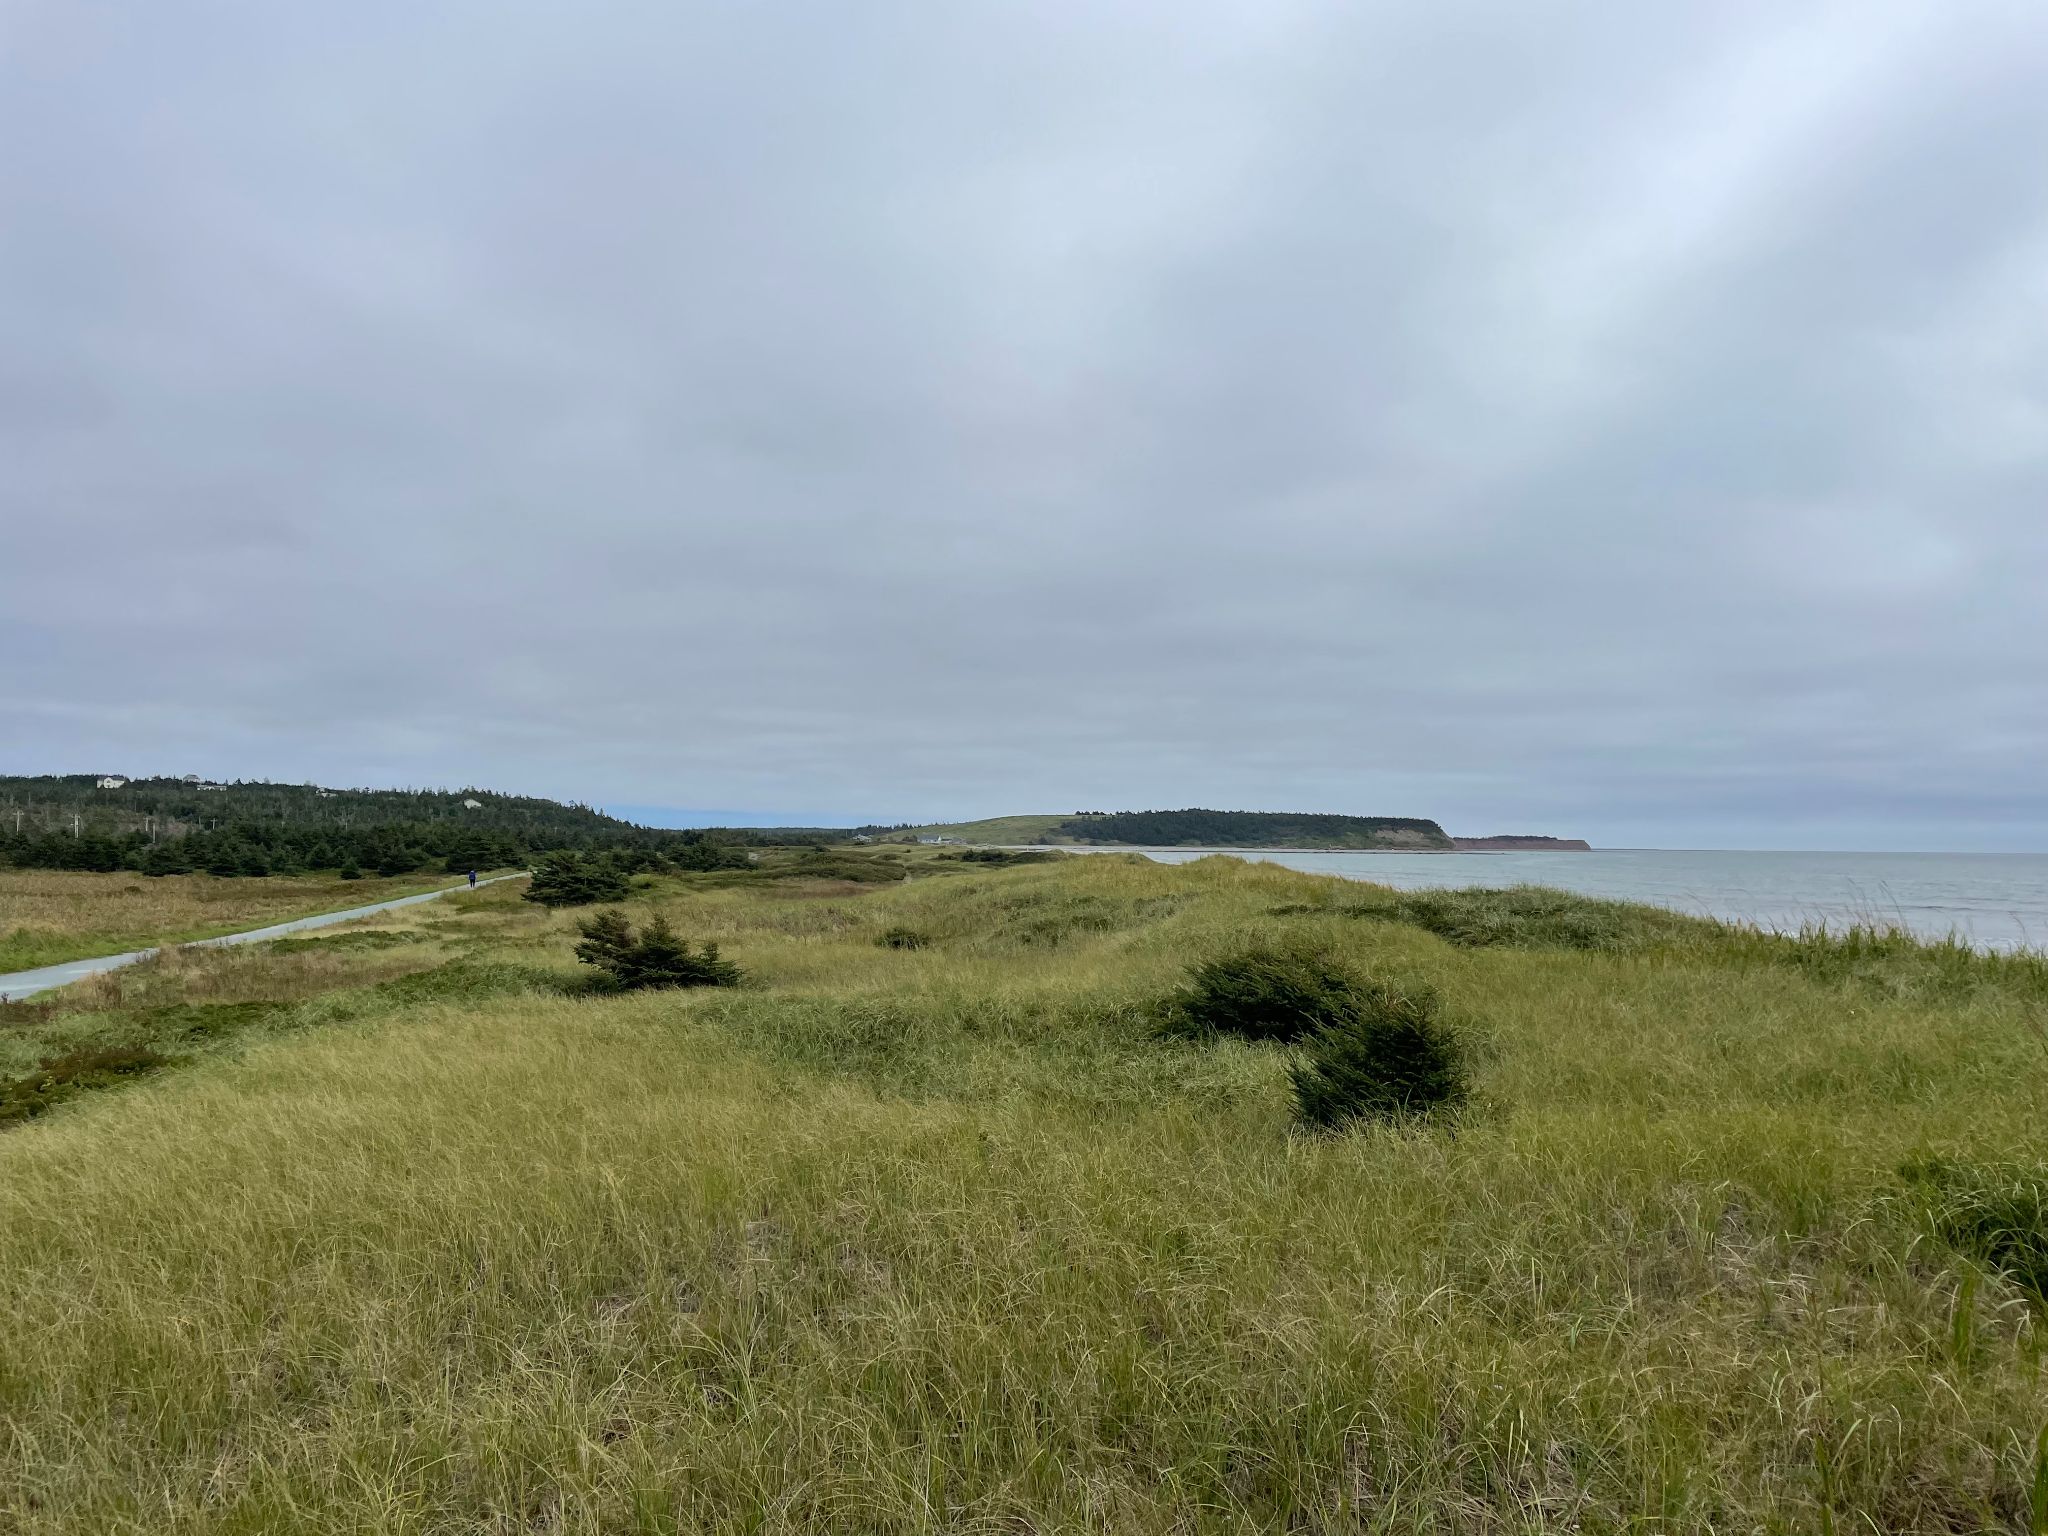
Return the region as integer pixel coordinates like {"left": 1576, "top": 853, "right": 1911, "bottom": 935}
{"left": 1104, "top": 848, "right": 2048, "bottom": 952}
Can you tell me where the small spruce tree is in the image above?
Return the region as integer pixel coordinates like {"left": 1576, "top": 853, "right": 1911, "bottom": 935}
{"left": 573, "top": 909, "right": 741, "bottom": 991}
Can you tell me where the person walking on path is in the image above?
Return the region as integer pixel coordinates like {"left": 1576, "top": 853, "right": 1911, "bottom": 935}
{"left": 468, "top": 868, "right": 478, "bottom": 889}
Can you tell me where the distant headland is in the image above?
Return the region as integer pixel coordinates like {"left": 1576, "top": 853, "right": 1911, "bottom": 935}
{"left": 1450, "top": 835, "right": 1593, "bottom": 851}
{"left": 865, "top": 809, "right": 1590, "bottom": 852}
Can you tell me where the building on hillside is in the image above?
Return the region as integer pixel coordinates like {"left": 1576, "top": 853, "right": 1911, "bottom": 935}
{"left": 462, "top": 798, "right": 483, "bottom": 809}
{"left": 196, "top": 782, "right": 227, "bottom": 792}
{"left": 95, "top": 776, "right": 128, "bottom": 790}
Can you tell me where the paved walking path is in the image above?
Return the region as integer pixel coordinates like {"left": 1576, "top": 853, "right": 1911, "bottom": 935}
{"left": 0, "top": 873, "right": 529, "bottom": 1001}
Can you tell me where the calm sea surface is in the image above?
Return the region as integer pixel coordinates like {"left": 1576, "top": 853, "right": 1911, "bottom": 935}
{"left": 1094, "top": 848, "right": 2048, "bottom": 951}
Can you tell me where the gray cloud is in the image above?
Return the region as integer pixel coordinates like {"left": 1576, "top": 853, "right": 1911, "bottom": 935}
{"left": 3, "top": 1, "right": 2044, "bottom": 847}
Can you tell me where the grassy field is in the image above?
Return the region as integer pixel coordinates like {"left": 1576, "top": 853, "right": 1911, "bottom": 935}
{"left": 3, "top": 854, "right": 2047, "bottom": 1531}
{"left": 0, "top": 868, "right": 464, "bottom": 974}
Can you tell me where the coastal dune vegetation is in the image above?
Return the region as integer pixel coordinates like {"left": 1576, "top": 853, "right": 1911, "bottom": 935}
{"left": 2, "top": 850, "right": 2047, "bottom": 1531}
{"left": 0, "top": 867, "right": 456, "bottom": 974}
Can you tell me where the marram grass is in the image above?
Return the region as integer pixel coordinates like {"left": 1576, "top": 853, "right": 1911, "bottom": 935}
{"left": 1, "top": 855, "right": 2046, "bottom": 1532}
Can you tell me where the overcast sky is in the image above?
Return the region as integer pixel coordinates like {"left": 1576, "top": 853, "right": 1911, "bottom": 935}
{"left": 4, "top": 3, "right": 2045, "bottom": 848}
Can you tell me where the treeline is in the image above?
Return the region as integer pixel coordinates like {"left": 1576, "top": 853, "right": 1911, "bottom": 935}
{"left": 0, "top": 821, "right": 516, "bottom": 878}
{"left": 0, "top": 821, "right": 769, "bottom": 880}
{"left": 1, "top": 775, "right": 691, "bottom": 846}
{"left": 1053, "top": 809, "right": 1452, "bottom": 849}
{"left": 0, "top": 775, "right": 830, "bottom": 879}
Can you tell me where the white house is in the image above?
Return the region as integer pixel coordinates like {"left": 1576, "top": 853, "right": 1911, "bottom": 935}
{"left": 462, "top": 797, "right": 483, "bottom": 809}
{"left": 196, "top": 782, "right": 227, "bottom": 792}
{"left": 96, "top": 776, "right": 128, "bottom": 790}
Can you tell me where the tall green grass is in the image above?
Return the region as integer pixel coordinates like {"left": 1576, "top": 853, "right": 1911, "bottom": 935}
{"left": 1, "top": 856, "right": 2045, "bottom": 1531}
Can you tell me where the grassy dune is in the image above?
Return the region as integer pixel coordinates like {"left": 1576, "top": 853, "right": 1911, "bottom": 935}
{"left": 2, "top": 857, "right": 2047, "bottom": 1531}
{"left": 0, "top": 868, "right": 453, "bottom": 974}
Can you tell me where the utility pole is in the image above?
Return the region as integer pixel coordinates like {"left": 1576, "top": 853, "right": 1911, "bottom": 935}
{"left": 73, "top": 813, "right": 81, "bottom": 838}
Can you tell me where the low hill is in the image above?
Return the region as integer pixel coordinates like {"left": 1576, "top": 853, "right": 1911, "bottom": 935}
{"left": 866, "top": 814, "right": 1074, "bottom": 845}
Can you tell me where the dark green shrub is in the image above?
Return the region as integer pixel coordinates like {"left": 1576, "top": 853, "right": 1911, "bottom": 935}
{"left": 876, "top": 926, "right": 932, "bottom": 950}
{"left": 524, "top": 852, "right": 630, "bottom": 907}
{"left": 140, "top": 840, "right": 194, "bottom": 876}
{"left": 1, "top": 1045, "right": 172, "bottom": 1126}
{"left": 1170, "top": 945, "right": 1368, "bottom": 1043}
{"left": 1902, "top": 1157, "right": 2048, "bottom": 1304}
{"left": 574, "top": 909, "right": 741, "bottom": 992}
{"left": 669, "top": 840, "right": 752, "bottom": 873}
{"left": 1290, "top": 980, "right": 1468, "bottom": 1130}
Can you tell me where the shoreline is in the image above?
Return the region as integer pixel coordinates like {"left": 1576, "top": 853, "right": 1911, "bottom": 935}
{"left": 1006, "top": 844, "right": 1591, "bottom": 856}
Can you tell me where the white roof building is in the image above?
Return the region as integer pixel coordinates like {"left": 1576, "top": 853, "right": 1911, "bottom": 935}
{"left": 96, "top": 776, "right": 128, "bottom": 790}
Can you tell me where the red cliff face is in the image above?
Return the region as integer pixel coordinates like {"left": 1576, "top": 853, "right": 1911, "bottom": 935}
{"left": 1450, "top": 836, "right": 1592, "bottom": 851}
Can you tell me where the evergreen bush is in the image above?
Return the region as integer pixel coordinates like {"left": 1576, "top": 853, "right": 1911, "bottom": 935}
{"left": 1289, "top": 980, "right": 1469, "bottom": 1130}
{"left": 524, "top": 853, "right": 630, "bottom": 907}
{"left": 574, "top": 909, "right": 741, "bottom": 992}
{"left": 669, "top": 839, "right": 752, "bottom": 873}
{"left": 1169, "top": 944, "right": 1368, "bottom": 1043}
